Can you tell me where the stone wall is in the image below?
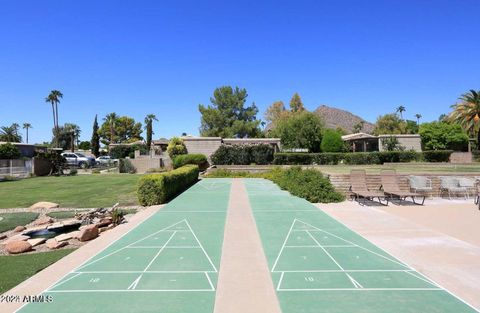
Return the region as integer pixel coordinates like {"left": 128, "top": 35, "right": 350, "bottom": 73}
{"left": 378, "top": 135, "right": 422, "bottom": 152}
{"left": 129, "top": 158, "right": 165, "bottom": 174}
{"left": 450, "top": 152, "right": 473, "bottom": 164}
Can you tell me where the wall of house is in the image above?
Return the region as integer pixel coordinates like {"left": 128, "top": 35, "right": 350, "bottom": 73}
{"left": 378, "top": 135, "right": 422, "bottom": 152}
{"left": 182, "top": 137, "right": 223, "bottom": 158}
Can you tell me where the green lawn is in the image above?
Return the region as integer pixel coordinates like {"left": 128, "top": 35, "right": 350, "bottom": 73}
{"left": 0, "top": 249, "right": 75, "bottom": 293}
{"left": 0, "top": 212, "right": 39, "bottom": 232}
{"left": 46, "top": 211, "right": 79, "bottom": 219}
{"left": 0, "top": 175, "right": 141, "bottom": 209}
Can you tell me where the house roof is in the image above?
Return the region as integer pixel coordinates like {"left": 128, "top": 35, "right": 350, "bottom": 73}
{"left": 341, "top": 133, "right": 376, "bottom": 141}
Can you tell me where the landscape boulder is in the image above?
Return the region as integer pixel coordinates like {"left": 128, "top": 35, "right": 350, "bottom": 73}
{"left": 14, "top": 226, "right": 26, "bottom": 232}
{"left": 30, "top": 202, "right": 59, "bottom": 210}
{"left": 34, "top": 216, "right": 53, "bottom": 226}
{"left": 46, "top": 239, "right": 68, "bottom": 249}
{"left": 4, "top": 234, "right": 30, "bottom": 244}
{"left": 6, "top": 241, "right": 32, "bottom": 254}
{"left": 77, "top": 225, "right": 99, "bottom": 242}
{"left": 27, "top": 238, "right": 46, "bottom": 247}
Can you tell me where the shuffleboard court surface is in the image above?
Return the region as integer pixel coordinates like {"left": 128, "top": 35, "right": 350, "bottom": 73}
{"left": 244, "top": 178, "right": 479, "bottom": 313}
{"left": 17, "top": 178, "right": 232, "bottom": 313}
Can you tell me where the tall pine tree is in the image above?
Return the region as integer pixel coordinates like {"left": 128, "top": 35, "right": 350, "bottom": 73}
{"left": 289, "top": 92, "right": 305, "bottom": 112}
{"left": 90, "top": 115, "right": 100, "bottom": 157}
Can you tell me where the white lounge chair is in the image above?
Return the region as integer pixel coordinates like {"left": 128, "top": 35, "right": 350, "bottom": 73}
{"left": 439, "top": 177, "right": 467, "bottom": 199}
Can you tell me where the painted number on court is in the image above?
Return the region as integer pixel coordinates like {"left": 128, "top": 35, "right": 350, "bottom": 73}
{"left": 89, "top": 278, "right": 100, "bottom": 283}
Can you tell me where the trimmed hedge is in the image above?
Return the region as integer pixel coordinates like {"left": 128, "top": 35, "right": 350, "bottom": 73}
{"left": 211, "top": 144, "right": 274, "bottom": 165}
{"left": 273, "top": 150, "right": 449, "bottom": 165}
{"left": 173, "top": 154, "right": 209, "bottom": 171}
{"left": 422, "top": 150, "right": 453, "bottom": 162}
{"left": 137, "top": 165, "right": 199, "bottom": 206}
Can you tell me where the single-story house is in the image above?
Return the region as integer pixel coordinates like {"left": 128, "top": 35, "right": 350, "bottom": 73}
{"left": 0, "top": 142, "right": 48, "bottom": 158}
{"left": 341, "top": 133, "right": 422, "bottom": 152}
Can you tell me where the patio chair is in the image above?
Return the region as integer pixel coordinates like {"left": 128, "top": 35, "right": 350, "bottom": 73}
{"left": 408, "top": 176, "right": 433, "bottom": 197}
{"left": 381, "top": 170, "right": 425, "bottom": 205}
{"left": 439, "top": 177, "right": 467, "bottom": 200}
{"left": 474, "top": 178, "right": 480, "bottom": 210}
{"left": 349, "top": 169, "right": 388, "bottom": 206}
{"left": 457, "top": 177, "right": 476, "bottom": 199}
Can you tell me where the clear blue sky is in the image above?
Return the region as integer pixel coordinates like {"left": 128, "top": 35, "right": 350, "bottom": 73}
{"left": 1, "top": 0, "right": 479, "bottom": 144}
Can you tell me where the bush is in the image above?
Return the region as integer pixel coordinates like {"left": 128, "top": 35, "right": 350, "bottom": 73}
{"left": 422, "top": 150, "right": 453, "bottom": 162}
{"left": 321, "top": 129, "right": 344, "bottom": 152}
{"left": 274, "top": 151, "right": 421, "bottom": 165}
{"left": 377, "top": 151, "right": 419, "bottom": 163}
{"left": 173, "top": 154, "right": 209, "bottom": 171}
{"left": 205, "top": 167, "right": 345, "bottom": 203}
{"left": 211, "top": 144, "right": 274, "bottom": 165}
{"left": 109, "top": 144, "right": 147, "bottom": 159}
{"left": 267, "top": 167, "right": 345, "bottom": 203}
{"left": 119, "top": 158, "right": 136, "bottom": 173}
{"left": 167, "top": 137, "right": 187, "bottom": 159}
{"left": 0, "top": 143, "right": 21, "bottom": 159}
{"left": 35, "top": 152, "right": 67, "bottom": 175}
{"left": 343, "top": 152, "right": 381, "bottom": 165}
{"left": 137, "top": 165, "right": 199, "bottom": 205}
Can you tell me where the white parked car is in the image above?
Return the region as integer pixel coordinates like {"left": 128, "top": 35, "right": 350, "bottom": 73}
{"left": 96, "top": 156, "right": 119, "bottom": 166}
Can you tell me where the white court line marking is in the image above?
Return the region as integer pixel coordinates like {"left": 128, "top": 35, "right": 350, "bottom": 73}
{"left": 271, "top": 219, "right": 296, "bottom": 271}
{"left": 77, "top": 220, "right": 186, "bottom": 270}
{"left": 299, "top": 220, "right": 409, "bottom": 268}
{"left": 205, "top": 272, "right": 215, "bottom": 291}
{"left": 73, "top": 270, "right": 216, "bottom": 274}
{"left": 276, "top": 272, "right": 285, "bottom": 291}
{"left": 49, "top": 273, "right": 82, "bottom": 290}
{"left": 277, "top": 288, "right": 442, "bottom": 291}
{"left": 305, "top": 230, "right": 344, "bottom": 271}
{"left": 127, "top": 274, "right": 143, "bottom": 290}
{"left": 403, "top": 270, "right": 439, "bottom": 287}
{"left": 284, "top": 245, "right": 356, "bottom": 248}
{"left": 143, "top": 231, "right": 177, "bottom": 272}
{"left": 45, "top": 289, "right": 214, "bottom": 293}
{"left": 277, "top": 269, "right": 415, "bottom": 273}
{"left": 346, "top": 273, "right": 363, "bottom": 289}
{"left": 185, "top": 220, "right": 218, "bottom": 272}
{"left": 127, "top": 246, "right": 201, "bottom": 249}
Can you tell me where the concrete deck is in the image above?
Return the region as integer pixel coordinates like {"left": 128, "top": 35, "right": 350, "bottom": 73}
{"left": 317, "top": 200, "right": 480, "bottom": 310}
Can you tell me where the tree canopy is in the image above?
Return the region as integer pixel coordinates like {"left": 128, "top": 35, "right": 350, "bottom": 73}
{"left": 0, "top": 123, "right": 22, "bottom": 143}
{"left": 269, "top": 111, "right": 324, "bottom": 152}
{"left": 199, "top": 86, "right": 262, "bottom": 138}
{"left": 321, "top": 129, "right": 344, "bottom": 152}
{"left": 419, "top": 121, "right": 469, "bottom": 151}
{"left": 289, "top": 93, "right": 305, "bottom": 112}
{"left": 98, "top": 115, "right": 143, "bottom": 146}
{"left": 373, "top": 114, "right": 406, "bottom": 135}
{"left": 264, "top": 100, "right": 287, "bottom": 125}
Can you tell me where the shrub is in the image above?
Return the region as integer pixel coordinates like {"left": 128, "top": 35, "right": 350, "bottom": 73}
{"left": 0, "top": 143, "right": 21, "bottom": 159}
{"left": 419, "top": 122, "right": 469, "bottom": 151}
{"left": 211, "top": 144, "right": 274, "bottom": 165}
{"left": 274, "top": 151, "right": 420, "bottom": 165}
{"left": 137, "top": 165, "right": 199, "bottom": 205}
{"left": 377, "top": 151, "right": 419, "bottom": 163}
{"left": 321, "top": 129, "right": 344, "bottom": 152}
{"left": 167, "top": 137, "right": 187, "bottom": 159}
{"left": 69, "top": 168, "right": 78, "bottom": 176}
{"left": 35, "top": 152, "right": 67, "bottom": 175}
{"left": 173, "top": 154, "right": 209, "bottom": 171}
{"left": 119, "top": 158, "right": 136, "bottom": 173}
{"left": 273, "top": 153, "right": 314, "bottom": 165}
{"left": 205, "top": 167, "right": 345, "bottom": 203}
{"left": 267, "top": 167, "right": 345, "bottom": 203}
{"left": 344, "top": 152, "right": 381, "bottom": 165}
{"left": 422, "top": 150, "right": 453, "bottom": 162}
{"left": 109, "top": 144, "right": 147, "bottom": 159}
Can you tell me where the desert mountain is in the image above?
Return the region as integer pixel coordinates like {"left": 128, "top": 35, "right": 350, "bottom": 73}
{"left": 313, "top": 105, "right": 374, "bottom": 134}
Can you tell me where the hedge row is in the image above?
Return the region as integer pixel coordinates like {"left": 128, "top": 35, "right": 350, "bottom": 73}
{"left": 173, "top": 154, "right": 209, "bottom": 171}
{"left": 211, "top": 144, "right": 274, "bottom": 165}
{"left": 273, "top": 150, "right": 453, "bottom": 165}
{"left": 137, "top": 165, "right": 199, "bottom": 206}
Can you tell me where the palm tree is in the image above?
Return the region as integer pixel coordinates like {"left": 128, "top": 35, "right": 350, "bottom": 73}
{"left": 414, "top": 114, "right": 422, "bottom": 125}
{"left": 103, "top": 113, "right": 118, "bottom": 144}
{"left": 449, "top": 89, "right": 480, "bottom": 147}
{"left": 396, "top": 106, "right": 406, "bottom": 120}
{"left": 45, "top": 90, "right": 63, "bottom": 147}
{"left": 144, "top": 114, "right": 158, "bottom": 151}
{"left": 0, "top": 123, "right": 22, "bottom": 142}
{"left": 64, "top": 123, "right": 81, "bottom": 152}
{"left": 23, "top": 123, "right": 32, "bottom": 143}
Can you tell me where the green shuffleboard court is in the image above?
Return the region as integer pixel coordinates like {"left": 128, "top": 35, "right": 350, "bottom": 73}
{"left": 18, "top": 178, "right": 232, "bottom": 313}
{"left": 244, "top": 179, "right": 478, "bottom": 313}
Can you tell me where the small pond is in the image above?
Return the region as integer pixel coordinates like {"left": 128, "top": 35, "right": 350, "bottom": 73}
{"left": 25, "top": 223, "right": 81, "bottom": 239}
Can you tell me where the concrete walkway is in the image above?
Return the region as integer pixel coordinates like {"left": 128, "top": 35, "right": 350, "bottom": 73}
{"left": 214, "top": 179, "right": 281, "bottom": 313}
{"left": 318, "top": 201, "right": 480, "bottom": 310}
